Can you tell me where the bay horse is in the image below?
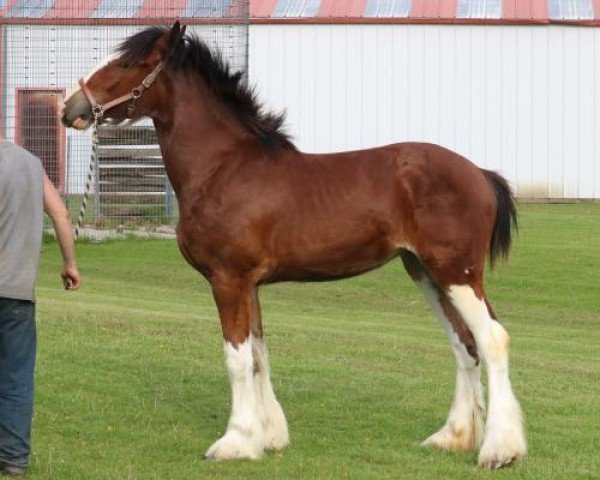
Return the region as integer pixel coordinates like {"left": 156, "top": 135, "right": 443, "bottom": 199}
{"left": 61, "top": 22, "right": 526, "bottom": 469}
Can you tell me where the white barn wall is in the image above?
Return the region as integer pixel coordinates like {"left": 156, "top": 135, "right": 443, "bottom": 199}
{"left": 249, "top": 24, "right": 600, "bottom": 199}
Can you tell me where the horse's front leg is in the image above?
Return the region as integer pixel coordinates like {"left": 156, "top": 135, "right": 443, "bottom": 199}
{"left": 249, "top": 288, "right": 289, "bottom": 452}
{"left": 205, "top": 273, "right": 265, "bottom": 461}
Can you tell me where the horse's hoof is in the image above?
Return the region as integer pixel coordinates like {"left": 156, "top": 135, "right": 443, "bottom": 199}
{"left": 264, "top": 429, "right": 289, "bottom": 452}
{"left": 478, "top": 452, "right": 520, "bottom": 469}
{"left": 421, "top": 424, "right": 481, "bottom": 452}
{"left": 478, "top": 412, "right": 526, "bottom": 468}
{"left": 262, "top": 405, "right": 290, "bottom": 451}
{"left": 477, "top": 440, "right": 526, "bottom": 469}
{"left": 205, "top": 430, "right": 264, "bottom": 461}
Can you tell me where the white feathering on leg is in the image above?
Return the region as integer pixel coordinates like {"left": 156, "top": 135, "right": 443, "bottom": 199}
{"left": 252, "top": 335, "right": 289, "bottom": 451}
{"left": 447, "top": 285, "right": 526, "bottom": 468}
{"left": 418, "top": 279, "right": 484, "bottom": 451}
{"left": 205, "top": 339, "right": 265, "bottom": 460}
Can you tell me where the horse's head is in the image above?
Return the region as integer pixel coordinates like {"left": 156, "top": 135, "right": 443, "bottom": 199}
{"left": 61, "top": 22, "right": 186, "bottom": 130}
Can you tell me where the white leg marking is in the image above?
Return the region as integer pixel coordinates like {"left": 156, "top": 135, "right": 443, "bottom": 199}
{"left": 448, "top": 285, "right": 527, "bottom": 469}
{"left": 205, "top": 339, "right": 265, "bottom": 460}
{"left": 418, "top": 280, "right": 484, "bottom": 451}
{"left": 252, "top": 335, "right": 289, "bottom": 451}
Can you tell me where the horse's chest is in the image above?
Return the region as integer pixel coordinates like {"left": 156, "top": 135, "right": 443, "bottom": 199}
{"left": 175, "top": 222, "right": 214, "bottom": 273}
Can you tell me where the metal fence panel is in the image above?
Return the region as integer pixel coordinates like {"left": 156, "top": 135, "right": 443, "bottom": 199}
{"left": 1, "top": 1, "right": 249, "bottom": 227}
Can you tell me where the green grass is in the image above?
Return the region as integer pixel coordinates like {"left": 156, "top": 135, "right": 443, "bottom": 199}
{"left": 29, "top": 204, "right": 600, "bottom": 479}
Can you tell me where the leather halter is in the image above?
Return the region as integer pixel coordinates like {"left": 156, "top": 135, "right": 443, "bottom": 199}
{"left": 78, "top": 60, "right": 164, "bottom": 121}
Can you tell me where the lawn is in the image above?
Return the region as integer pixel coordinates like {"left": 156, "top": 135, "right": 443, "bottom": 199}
{"left": 29, "top": 204, "right": 600, "bottom": 479}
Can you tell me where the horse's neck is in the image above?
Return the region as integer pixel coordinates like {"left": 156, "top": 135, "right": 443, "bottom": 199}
{"left": 153, "top": 77, "right": 253, "bottom": 198}
{"left": 155, "top": 122, "right": 226, "bottom": 197}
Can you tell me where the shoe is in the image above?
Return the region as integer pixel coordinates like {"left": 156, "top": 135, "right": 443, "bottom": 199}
{"left": 0, "top": 463, "right": 25, "bottom": 477}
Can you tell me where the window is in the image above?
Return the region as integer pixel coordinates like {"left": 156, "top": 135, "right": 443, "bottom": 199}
{"left": 91, "top": 0, "right": 145, "bottom": 18}
{"left": 364, "top": 0, "right": 412, "bottom": 17}
{"left": 15, "top": 89, "right": 66, "bottom": 193}
{"left": 272, "top": 0, "right": 321, "bottom": 18}
{"left": 548, "top": 0, "right": 594, "bottom": 19}
{"left": 6, "top": 0, "right": 54, "bottom": 18}
{"left": 183, "top": 0, "right": 232, "bottom": 18}
{"left": 456, "top": 0, "right": 502, "bottom": 18}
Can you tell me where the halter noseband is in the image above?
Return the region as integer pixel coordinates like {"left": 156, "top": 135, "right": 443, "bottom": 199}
{"left": 78, "top": 60, "right": 165, "bottom": 121}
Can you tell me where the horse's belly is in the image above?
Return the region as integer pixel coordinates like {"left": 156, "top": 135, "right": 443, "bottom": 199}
{"left": 267, "top": 234, "right": 400, "bottom": 283}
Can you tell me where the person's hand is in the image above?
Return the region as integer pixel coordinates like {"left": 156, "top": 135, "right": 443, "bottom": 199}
{"left": 61, "top": 264, "right": 81, "bottom": 290}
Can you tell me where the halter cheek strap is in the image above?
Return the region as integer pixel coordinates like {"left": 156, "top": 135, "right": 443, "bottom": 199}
{"left": 78, "top": 60, "right": 164, "bottom": 121}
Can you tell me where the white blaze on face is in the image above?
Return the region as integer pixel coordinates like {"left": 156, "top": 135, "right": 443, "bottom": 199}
{"left": 63, "top": 52, "right": 120, "bottom": 104}
{"left": 84, "top": 52, "right": 121, "bottom": 82}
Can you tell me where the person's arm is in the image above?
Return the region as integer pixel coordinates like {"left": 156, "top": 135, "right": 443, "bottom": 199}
{"left": 42, "top": 172, "right": 81, "bottom": 290}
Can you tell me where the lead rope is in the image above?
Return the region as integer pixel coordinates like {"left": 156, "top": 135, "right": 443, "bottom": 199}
{"left": 74, "top": 121, "right": 98, "bottom": 240}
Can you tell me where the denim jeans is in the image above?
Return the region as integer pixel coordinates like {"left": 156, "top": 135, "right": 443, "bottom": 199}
{"left": 0, "top": 297, "right": 36, "bottom": 469}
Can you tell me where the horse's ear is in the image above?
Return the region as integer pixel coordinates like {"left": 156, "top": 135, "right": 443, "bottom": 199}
{"left": 153, "top": 21, "right": 186, "bottom": 62}
{"left": 167, "top": 21, "right": 186, "bottom": 52}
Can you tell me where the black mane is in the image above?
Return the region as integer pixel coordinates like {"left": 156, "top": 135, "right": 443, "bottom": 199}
{"left": 117, "top": 27, "right": 296, "bottom": 153}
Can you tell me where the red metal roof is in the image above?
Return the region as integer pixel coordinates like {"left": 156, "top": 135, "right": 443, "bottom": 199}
{"left": 318, "top": 0, "right": 367, "bottom": 18}
{"left": 0, "top": 0, "right": 247, "bottom": 23}
{"left": 0, "top": 0, "right": 598, "bottom": 25}
{"left": 411, "top": 0, "right": 458, "bottom": 19}
{"left": 252, "top": 0, "right": 600, "bottom": 24}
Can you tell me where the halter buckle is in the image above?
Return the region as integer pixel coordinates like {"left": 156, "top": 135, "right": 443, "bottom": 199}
{"left": 92, "top": 105, "right": 104, "bottom": 119}
{"left": 131, "top": 87, "right": 143, "bottom": 99}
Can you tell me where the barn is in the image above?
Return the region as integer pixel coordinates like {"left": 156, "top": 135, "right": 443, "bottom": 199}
{"left": 1, "top": 0, "right": 599, "bottom": 220}
{"left": 248, "top": 0, "right": 600, "bottom": 200}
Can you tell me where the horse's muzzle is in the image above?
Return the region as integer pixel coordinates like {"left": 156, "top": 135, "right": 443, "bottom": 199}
{"left": 61, "top": 89, "right": 94, "bottom": 130}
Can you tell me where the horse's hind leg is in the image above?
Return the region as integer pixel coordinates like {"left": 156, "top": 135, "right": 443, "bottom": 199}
{"left": 400, "top": 251, "right": 484, "bottom": 452}
{"left": 446, "top": 284, "right": 526, "bottom": 468}
{"left": 403, "top": 250, "right": 527, "bottom": 468}
{"left": 249, "top": 289, "right": 289, "bottom": 451}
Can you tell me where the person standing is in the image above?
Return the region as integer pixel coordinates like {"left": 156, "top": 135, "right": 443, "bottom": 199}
{"left": 0, "top": 139, "right": 81, "bottom": 477}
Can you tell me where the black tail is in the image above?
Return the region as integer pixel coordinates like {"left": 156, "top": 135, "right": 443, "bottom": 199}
{"left": 482, "top": 169, "right": 518, "bottom": 268}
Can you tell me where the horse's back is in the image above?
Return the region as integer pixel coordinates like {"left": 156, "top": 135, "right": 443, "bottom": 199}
{"left": 296, "top": 141, "right": 495, "bottom": 226}
{"left": 297, "top": 141, "right": 497, "bottom": 275}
